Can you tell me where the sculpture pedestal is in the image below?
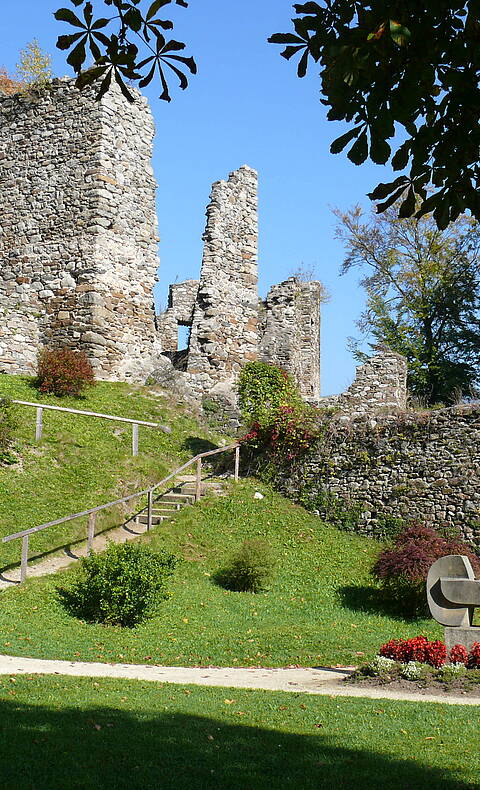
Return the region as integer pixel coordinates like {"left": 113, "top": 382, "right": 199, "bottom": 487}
{"left": 445, "top": 627, "right": 480, "bottom": 653}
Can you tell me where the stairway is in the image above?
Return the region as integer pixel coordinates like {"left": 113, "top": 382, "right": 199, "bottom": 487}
{"left": 134, "top": 475, "right": 224, "bottom": 529}
{"left": 0, "top": 475, "right": 227, "bottom": 589}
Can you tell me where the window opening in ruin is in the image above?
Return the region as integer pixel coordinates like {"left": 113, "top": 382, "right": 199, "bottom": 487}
{"left": 177, "top": 325, "right": 191, "bottom": 351}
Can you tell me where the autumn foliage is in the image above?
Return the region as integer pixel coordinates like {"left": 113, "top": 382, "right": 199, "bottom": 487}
{"left": 36, "top": 348, "right": 95, "bottom": 397}
{"left": 373, "top": 522, "right": 480, "bottom": 616}
{"left": 0, "top": 68, "right": 23, "bottom": 95}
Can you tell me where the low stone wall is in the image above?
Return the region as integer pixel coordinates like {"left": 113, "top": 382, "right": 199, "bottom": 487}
{"left": 281, "top": 405, "right": 480, "bottom": 544}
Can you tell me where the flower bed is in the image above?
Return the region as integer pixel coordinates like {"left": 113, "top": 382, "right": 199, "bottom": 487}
{"left": 348, "top": 637, "right": 480, "bottom": 696}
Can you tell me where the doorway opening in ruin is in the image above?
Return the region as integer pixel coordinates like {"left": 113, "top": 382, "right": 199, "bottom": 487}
{"left": 177, "top": 324, "right": 191, "bottom": 352}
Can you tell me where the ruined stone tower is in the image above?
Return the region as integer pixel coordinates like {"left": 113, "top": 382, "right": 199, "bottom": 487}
{"left": 0, "top": 79, "right": 160, "bottom": 380}
{"left": 157, "top": 166, "right": 323, "bottom": 402}
{"left": 259, "top": 278, "right": 322, "bottom": 401}
{"left": 186, "top": 166, "right": 259, "bottom": 392}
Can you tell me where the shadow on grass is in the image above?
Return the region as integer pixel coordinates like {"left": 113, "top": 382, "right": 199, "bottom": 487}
{"left": 0, "top": 699, "right": 470, "bottom": 790}
{"left": 337, "top": 585, "right": 422, "bottom": 622}
{"left": 182, "top": 437, "right": 219, "bottom": 456}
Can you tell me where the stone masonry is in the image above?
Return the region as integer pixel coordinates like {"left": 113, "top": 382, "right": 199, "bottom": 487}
{"left": 157, "top": 168, "right": 323, "bottom": 402}
{"left": 157, "top": 279, "right": 199, "bottom": 353}
{"left": 320, "top": 349, "right": 408, "bottom": 415}
{"left": 185, "top": 166, "right": 260, "bottom": 394}
{"left": 0, "top": 78, "right": 161, "bottom": 380}
{"left": 0, "top": 78, "right": 398, "bottom": 415}
{"left": 259, "top": 278, "right": 323, "bottom": 401}
{"left": 282, "top": 404, "right": 480, "bottom": 544}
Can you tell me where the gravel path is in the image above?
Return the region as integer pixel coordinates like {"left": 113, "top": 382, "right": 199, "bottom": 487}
{"left": 0, "top": 654, "right": 479, "bottom": 705}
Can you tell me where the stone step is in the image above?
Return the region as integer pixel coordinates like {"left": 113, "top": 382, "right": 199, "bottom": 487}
{"left": 136, "top": 515, "right": 166, "bottom": 525}
{"left": 162, "top": 492, "right": 195, "bottom": 503}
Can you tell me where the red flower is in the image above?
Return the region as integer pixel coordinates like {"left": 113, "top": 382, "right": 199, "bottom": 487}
{"left": 468, "top": 642, "right": 480, "bottom": 669}
{"left": 449, "top": 644, "right": 469, "bottom": 666}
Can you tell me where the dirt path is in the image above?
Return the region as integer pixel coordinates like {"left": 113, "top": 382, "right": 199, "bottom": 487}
{"left": 0, "top": 520, "right": 151, "bottom": 589}
{"left": 0, "top": 654, "right": 479, "bottom": 705}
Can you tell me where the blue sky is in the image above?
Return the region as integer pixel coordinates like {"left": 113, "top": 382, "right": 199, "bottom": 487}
{"left": 2, "top": 1, "right": 394, "bottom": 395}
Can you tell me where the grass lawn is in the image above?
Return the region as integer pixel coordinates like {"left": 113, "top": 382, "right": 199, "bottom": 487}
{"left": 0, "top": 674, "right": 478, "bottom": 789}
{"left": 0, "top": 374, "right": 226, "bottom": 566}
{"left": 0, "top": 481, "right": 443, "bottom": 667}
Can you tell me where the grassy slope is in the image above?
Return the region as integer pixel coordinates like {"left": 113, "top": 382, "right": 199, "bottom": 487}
{"left": 0, "top": 374, "right": 227, "bottom": 566}
{"left": 0, "top": 675, "right": 478, "bottom": 789}
{"left": 0, "top": 480, "right": 443, "bottom": 667}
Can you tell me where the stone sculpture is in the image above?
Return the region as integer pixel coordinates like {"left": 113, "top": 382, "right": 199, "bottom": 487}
{"left": 427, "top": 554, "right": 480, "bottom": 651}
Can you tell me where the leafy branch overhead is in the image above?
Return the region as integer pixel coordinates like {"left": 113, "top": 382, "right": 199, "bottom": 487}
{"left": 54, "top": 0, "right": 196, "bottom": 102}
{"left": 270, "top": 2, "right": 480, "bottom": 228}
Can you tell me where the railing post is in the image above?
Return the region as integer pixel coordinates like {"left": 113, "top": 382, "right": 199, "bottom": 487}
{"left": 195, "top": 458, "right": 202, "bottom": 502}
{"left": 35, "top": 407, "right": 43, "bottom": 441}
{"left": 147, "top": 490, "right": 153, "bottom": 531}
{"left": 20, "top": 535, "right": 29, "bottom": 582}
{"left": 234, "top": 445, "right": 240, "bottom": 482}
{"left": 132, "top": 423, "right": 139, "bottom": 457}
{"left": 87, "top": 512, "right": 96, "bottom": 555}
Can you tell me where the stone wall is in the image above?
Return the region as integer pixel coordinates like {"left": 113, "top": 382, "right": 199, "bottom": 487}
{"left": 282, "top": 405, "right": 480, "bottom": 543}
{"left": 0, "top": 78, "right": 160, "bottom": 380}
{"left": 157, "top": 279, "right": 199, "bottom": 353}
{"left": 185, "top": 166, "right": 259, "bottom": 394}
{"left": 259, "top": 277, "right": 322, "bottom": 400}
{"left": 157, "top": 169, "right": 323, "bottom": 402}
{"left": 320, "top": 350, "right": 408, "bottom": 415}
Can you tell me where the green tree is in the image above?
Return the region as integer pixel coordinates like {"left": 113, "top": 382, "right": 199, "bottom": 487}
{"left": 16, "top": 40, "right": 53, "bottom": 88}
{"left": 335, "top": 204, "right": 480, "bottom": 404}
{"left": 270, "top": 2, "right": 480, "bottom": 228}
{"left": 54, "top": 0, "right": 196, "bottom": 101}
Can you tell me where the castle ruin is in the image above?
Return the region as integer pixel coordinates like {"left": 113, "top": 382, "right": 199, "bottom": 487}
{"left": 0, "top": 78, "right": 407, "bottom": 415}
{"left": 0, "top": 79, "right": 161, "bottom": 381}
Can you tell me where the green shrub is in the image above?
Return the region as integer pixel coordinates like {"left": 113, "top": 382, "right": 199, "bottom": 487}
{"left": 238, "top": 362, "right": 298, "bottom": 426}
{"left": 58, "top": 542, "right": 178, "bottom": 627}
{"left": 0, "top": 397, "right": 17, "bottom": 464}
{"left": 216, "top": 538, "right": 276, "bottom": 593}
{"left": 36, "top": 348, "right": 95, "bottom": 397}
{"left": 238, "top": 362, "right": 321, "bottom": 466}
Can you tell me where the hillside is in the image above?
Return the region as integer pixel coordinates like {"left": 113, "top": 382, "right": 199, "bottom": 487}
{"left": 0, "top": 374, "right": 228, "bottom": 568}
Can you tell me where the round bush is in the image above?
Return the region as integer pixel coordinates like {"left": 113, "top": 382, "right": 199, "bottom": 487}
{"left": 59, "top": 542, "right": 177, "bottom": 627}
{"left": 36, "top": 348, "right": 95, "bottom": 397}
{"left": 216, "top": 538, "right": 276, "bottom": 593}
{"left": 373, "top": 522, "right": 480, "bottom": 617}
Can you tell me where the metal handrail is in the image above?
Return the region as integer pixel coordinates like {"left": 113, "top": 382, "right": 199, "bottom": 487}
{"left": 2, "top": 443, "right": 240, "bottom": 583}
{"left": 11, "top": 399, "right": 171, "bottom": 456}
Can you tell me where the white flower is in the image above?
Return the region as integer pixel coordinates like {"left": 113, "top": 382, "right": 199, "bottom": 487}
{"left": 369, "top": 654, "right": 395, "bottom": 673}
{"left": 401, "top": 661, "right": 422, "bottom": 680}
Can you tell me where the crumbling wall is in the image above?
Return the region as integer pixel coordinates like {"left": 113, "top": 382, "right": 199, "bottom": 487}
{"left": 259, "top": 277, "right": 322, "bottom": 400}
{"left": 0, "top": 78, "right": 160, "bottom": 380}
{"left": 320, "top": 350, "right": 407, "bottom": 415}
{"left": 157, "top": 279, "right": 199, "bottom": 353}
{"left": 185, "top": 166, "right": 259, "bottom": 394}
